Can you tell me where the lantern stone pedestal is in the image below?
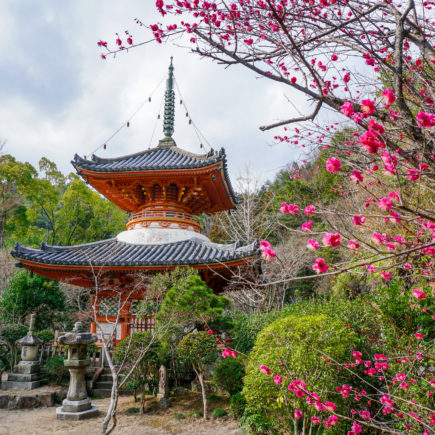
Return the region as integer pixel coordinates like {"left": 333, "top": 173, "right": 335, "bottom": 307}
{"left": 2, "top": 314, "right": 45, "bottom": 391}
{"left": 56, "top": 322, "right": 98, "bottom": 420}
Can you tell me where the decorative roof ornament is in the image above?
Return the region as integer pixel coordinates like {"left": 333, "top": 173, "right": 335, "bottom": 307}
{"left": 160, "top": 57, "right": 175, "bottom": 146}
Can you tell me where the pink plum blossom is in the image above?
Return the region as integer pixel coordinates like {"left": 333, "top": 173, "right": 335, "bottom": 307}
{"left": 287, "top": 204, "right": 299, "bottom": 214}
{"left": 416, "top": 112, "right": 435, "bottom": 128}
{"left": 274, "top": 375, "right": 282, "bottom": 385}
{"left": 304, "top": 205, "right": 316, "bottom": 215}
{"left": 361, "top": 99, "right": 376, "bottom": 115}
{"left": 322, "top": 233, "right": 341, "bottom": 247}
{"left": 382, "top": 88, "right": 396, "bottom": 108}
{"left": 340, "top": 101, "right": 354, "bottom": 117}
{"left": 259, "top": 365, "right": 271, "bottom": 375}
{"left": 350, "top": 170, "right": 364, "bottom": 183}
{"left": 325, "top": 157, "right": 341, "bottom": 173}
{"left": 412, "top": 289, "right": 426, "bottom": 299}
{"left": 414, "top": 333, "right": 423, "bottom": 340}
{"left": 313, "top": 258, "right": 328, "bottom": 274}
{"left": 222, "top": 349, "right": 232, "bottom": 358}
{"left": 348, "top": 421, "right": 362, "bottom": 434}
{"left": 360, "top": 130, "right": 385, "bottom": 154}
{"left": 378, "top": 197, "right": 392, "bottom": 211}
{"left": 328, "top": 415, "right": 338, "bottom": 425}
{"left": 348, "top": 240, "right": 360, "bottom": 249}
{"left": 302, "top": 221, "right": 313, "bottom": 232}
{"left": 353, "top": 215, "right": 365, "bottom": 225}
{"left": 307, "top": 239, "right": 320, "bottom": 250}
{"left": 406, "top": 168, "right": 420, "bottom": 180}
{"left": 323, "top": 402, "right": 336, "bottom": 412}
{"left": 294, "top": 409, "right": 303, "bottom": 419}
{"left": 381, "top": 272, "right": 392, "bottom": 280}
{"left": 262, "top": 247, "right": 276, "bottom": 260}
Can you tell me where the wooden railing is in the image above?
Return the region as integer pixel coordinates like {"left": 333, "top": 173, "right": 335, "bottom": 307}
{"left": 128, "top": 317, "right": 155, "bottom": 334}
{"left": 127, "top": 210, "right": 200, "bottom": 226}
{"left": 39, "top": 344, "right": 104, "bottom": 368}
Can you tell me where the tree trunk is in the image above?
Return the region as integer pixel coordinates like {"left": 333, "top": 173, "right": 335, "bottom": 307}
{"left": 197, "top": 371, "right": 207, "bottom": 419}
{"left": 140, "top": 386, "right": 145, "bottom": 414}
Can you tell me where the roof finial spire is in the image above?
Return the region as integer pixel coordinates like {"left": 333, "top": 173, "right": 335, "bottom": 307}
{"left": 163, "top": 57, "right": 175, "bottom": 141}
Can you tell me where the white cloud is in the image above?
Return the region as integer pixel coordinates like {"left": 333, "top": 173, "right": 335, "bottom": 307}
{"left": 1, "top": 0, "right": 303, "bottom": 183}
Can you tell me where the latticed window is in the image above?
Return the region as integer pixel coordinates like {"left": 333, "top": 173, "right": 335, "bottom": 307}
{"left": 98, "top": 297, "right": 120, "bottom": 316}
{"left": 130, "top": 300, "right": 139, "bottom": 314}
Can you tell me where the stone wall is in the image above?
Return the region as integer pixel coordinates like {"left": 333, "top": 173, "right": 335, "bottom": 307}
{"left": 0, "top": 389, "right": 66, "bottom": 410}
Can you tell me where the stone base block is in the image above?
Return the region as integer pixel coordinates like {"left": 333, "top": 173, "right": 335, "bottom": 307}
{"left": 61, "top": 397, "right": 92, "bottom": 413}
{"left": 14, "top": 361, "right": 41, "bottom": 374}
{"left": 1, "top": 380, "right": 43, "bottom": 390}
{"left": 7, "top": 372, "right": 42, "bottom": 382}
{"left": 56, "top": 405, "right": 99, "bottom": 420}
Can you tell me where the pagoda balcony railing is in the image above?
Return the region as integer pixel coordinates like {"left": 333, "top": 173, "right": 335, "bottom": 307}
{"left": 127, "top": 210, "right": 200, "bottom": 227}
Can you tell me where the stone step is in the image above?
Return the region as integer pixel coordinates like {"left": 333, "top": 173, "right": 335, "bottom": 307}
{"left": 94, "top": 381, "right": 113, "bottom": 389}
{"left": 91, "top": 389, "right": 131, "bottom": 398}
{"left": 98, "top": 375, "right": 113, "bottom": 382}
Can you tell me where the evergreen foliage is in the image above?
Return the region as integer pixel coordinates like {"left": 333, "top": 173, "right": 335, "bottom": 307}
{"left": 1, "top": 270, "right": 67, "bottom": 329}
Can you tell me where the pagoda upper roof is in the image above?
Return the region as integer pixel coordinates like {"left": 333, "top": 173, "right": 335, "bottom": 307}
{"left": 73, "top": 144, "right": 228, "bottom": 173}
{"left": 12, "top": 237, "right": 259, "bottom": 269}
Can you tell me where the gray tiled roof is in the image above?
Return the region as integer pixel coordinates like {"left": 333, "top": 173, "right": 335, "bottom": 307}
{"left": 12, "top": 238, "right": 259, "bottom": 268}
{"left": 72, "top": 146, "right": 227, "bottom": 173}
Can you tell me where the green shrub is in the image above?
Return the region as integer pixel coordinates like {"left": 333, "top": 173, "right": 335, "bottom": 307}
{"left": 0, "top": 324, "right": 28, "bottom": 369}
{"left": 239, "top": 407, "right": 275, "bottom": 434}
{"left": 212, "top": 407, "right": 227, "bottom": 418}
{"left": 229, "top": 392, "right": 246, "bottom": 418}
{"left": 188, "top": 410, "right": 203, "bottom": 418}
{"left": 212, "top": 357, "right": 245, "bottom": 395}
{"left": 35, "top": 329, "right": 54, "bottom": 343}
{"left": 126, "top": 407, "right": 139, "bottom": 414}
{"left": 242, "top": 314, "right": 358, "bottom": 434}
{"left": 174, "top": 412, "right": 185, "bottom": 420}
{"left": 44, "top": 355, "right": 68, "bottom": 385}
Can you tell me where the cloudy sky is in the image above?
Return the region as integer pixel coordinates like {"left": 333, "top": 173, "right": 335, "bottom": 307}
{"left": 1, "top": 0, "right": 310, "bottom": 185}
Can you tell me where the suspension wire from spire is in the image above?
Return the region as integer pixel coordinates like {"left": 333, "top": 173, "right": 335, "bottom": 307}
{"left": 90, "top": 72, "right": 167, "bottom": 156}
{"left": 149, "top": 92, "right": 165, "bottom": 149}
{"left": 174, "top": 77, "right": 213, "bottom": 153}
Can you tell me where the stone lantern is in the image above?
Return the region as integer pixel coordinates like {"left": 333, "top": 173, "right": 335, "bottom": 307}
{"left": 56, "top": 321, "right": 98, "bottom": 420}
{"left": 2, "top": 314, "right": 45, "bottom": 390}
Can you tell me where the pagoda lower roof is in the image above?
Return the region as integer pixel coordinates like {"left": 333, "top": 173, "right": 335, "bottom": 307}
{"left": 12, "top": 237, "right": 259, "bottom": 269}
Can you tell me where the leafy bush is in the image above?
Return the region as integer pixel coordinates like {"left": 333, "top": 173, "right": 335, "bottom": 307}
{"left": 239, "top": 407, "right": 275, "bottom": 435}
{"left": 212, "top": 407, "right": 227, "bottom": 418}
{"left": 113, "top": 332, "right": 160, "bottom": 413}
{"left": 242, "top": 314, "right": 359, "bottom": 434}
{"left": 178, "top": 331, "right": 218, "bottom": 419}
{"left": 229, "top": 392, "right": 246, "bottom": 418}
{"left": 174, "top": 412, "right": 185, "bottom": 420}
{"left": 35, "top": 329, "right": 54, "bottom": 343}
{"left": 44, "top": 355, "right": 68, "bottom": 385}
{"left": 1, "top": 270, "right": 67, "bottom": 329}
{"left": 212, "top": 357, "right": 245, "bottom": 396}
{"left": 0, "top": 324, "right": 28, "bottom": 369}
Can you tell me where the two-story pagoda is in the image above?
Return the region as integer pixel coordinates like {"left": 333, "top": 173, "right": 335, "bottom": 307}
{"left": 12, "top": 60, "right": 260, "bottom": 342}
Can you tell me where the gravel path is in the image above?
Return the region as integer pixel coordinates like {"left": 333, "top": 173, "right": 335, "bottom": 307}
{"left": 0, "top": 395, "right": 243, "bottom": 435}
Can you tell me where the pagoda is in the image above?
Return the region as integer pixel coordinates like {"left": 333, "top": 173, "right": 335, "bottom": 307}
{"left": 12, "top": 60, "right": 260, "bottom": 342}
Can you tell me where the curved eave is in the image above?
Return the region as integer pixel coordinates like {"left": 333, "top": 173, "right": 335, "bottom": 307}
{"left": 15, "top": 255, "right": 258, "bottom": 272}
{"left": 72, "top": 147, "right": 238, "bottom": 208}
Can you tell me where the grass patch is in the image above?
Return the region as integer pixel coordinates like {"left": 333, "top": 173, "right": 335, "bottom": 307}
{"left": 174, "top": 412, "right": 186, "bottom": 420}
{"left": 208, "top": 394, "right": 221, "bottom": 402}
{"left": 212, "top": 408, "right": 228, "bottom": 419}
{"left": 188, "top": 410, "right": 203, "bottom": 418}
{"left": 126, "top": 407, "right": 140, "bottom": 414}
